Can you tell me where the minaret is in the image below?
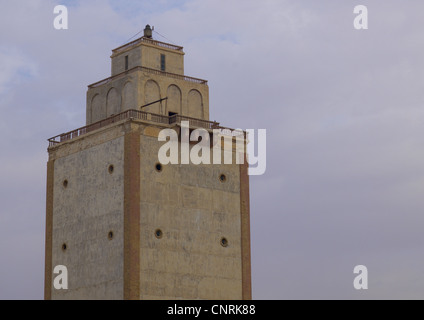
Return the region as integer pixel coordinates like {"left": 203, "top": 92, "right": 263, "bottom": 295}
{"left": 87, "top": 24, "right": 209, "bottom": 124}
{"left": 45, "top": 26, "right": 251, "bottom": 300}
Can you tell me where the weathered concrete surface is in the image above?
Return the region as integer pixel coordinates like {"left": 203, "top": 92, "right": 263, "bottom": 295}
{"left": 46, "top": 120, "right": 251, "bottom": 300}
{"left": 138, "top": 130, "right": 243, "bottom": 300}
{"left": 51, "top": 135, "right": 125, "bottom": 300}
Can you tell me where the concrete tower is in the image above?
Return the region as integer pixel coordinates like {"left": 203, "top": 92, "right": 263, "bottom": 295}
{"left": 45, "top": 26, "right": 251, "bottom": 300}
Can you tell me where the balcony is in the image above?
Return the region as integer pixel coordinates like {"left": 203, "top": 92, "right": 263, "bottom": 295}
{"left": 47, "top": 109, "right": 238, "bottom": 148}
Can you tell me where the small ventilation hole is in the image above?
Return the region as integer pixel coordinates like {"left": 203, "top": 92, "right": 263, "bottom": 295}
{"left": 220, "top": 237, "right": 228, "bottom": 247}
{"left": 155, "top": 229, "right": 163, "bottom": 239}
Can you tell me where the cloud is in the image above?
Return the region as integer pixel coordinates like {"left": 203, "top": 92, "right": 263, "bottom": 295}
{"left": 0, "top": 47, "right": 37, "bottom": 96}
{"left": 1, "top": 0, "right": 424, "bottom": 299}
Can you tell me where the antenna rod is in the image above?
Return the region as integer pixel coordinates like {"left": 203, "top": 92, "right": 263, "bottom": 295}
{"left": 140, "top": 97, "right": 168, "bottom": 109}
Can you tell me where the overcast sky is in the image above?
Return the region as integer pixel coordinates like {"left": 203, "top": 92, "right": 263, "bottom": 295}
{"left": 1, "top": 0, "right": 424, "bottom": 299}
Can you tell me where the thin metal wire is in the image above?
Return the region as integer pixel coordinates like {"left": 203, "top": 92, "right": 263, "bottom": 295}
{"left": 123, "top": 29, "right": 144, "bottom": 45}
{"left": 153, "top": 30, "right": 177, "bottom": 45}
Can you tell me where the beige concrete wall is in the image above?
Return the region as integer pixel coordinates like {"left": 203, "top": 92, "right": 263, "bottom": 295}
{"left": 86, "top": 73, "right": 139, "bottom": 125}
{"left": 86, "top": 68, "right": 209, "bottom": 125}
{"left": 167, "top": 84, "right": 182, "bottom": 115}
{"left": 138, "top": 129, "right": 243, "bottom": 300}
{"left": 111, "top": 47, "right": 142, "bottom": 76}
{"left": 47, "top": 120, "right": 249, "bottom": 300}
{"left": 136, "top": 70, "right": 209, "bottom": 120}
{"left": 141, "top": 44, "right": 184, "bottom": 75}
{"left": 51, "top": 136, "right": 125, "bottom": 300}
{"left": 111, "top": 42, "right": 184, "bottom": 76}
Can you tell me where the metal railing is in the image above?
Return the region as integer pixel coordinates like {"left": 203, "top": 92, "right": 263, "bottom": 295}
{"left": 112, "top": 37, "right": 184, "bottom": 54}
{"left": 88, "top": 66, "right": 207, "bottom": 88}
{"left": 170, "top": 114, "right": 220, "bottom": 130}
{"left": 48, "top": 109, "right": 222, "bottom": 147}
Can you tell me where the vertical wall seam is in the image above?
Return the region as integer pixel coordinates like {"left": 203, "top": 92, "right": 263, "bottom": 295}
{"left": 124, "top": 128, "right": 141, "bottom": 300}
{"left": 240, "top": 153, "right": 252, "bottom": 300}
{"left": 44, "top": 160, "right": 55, "bottom": 300}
